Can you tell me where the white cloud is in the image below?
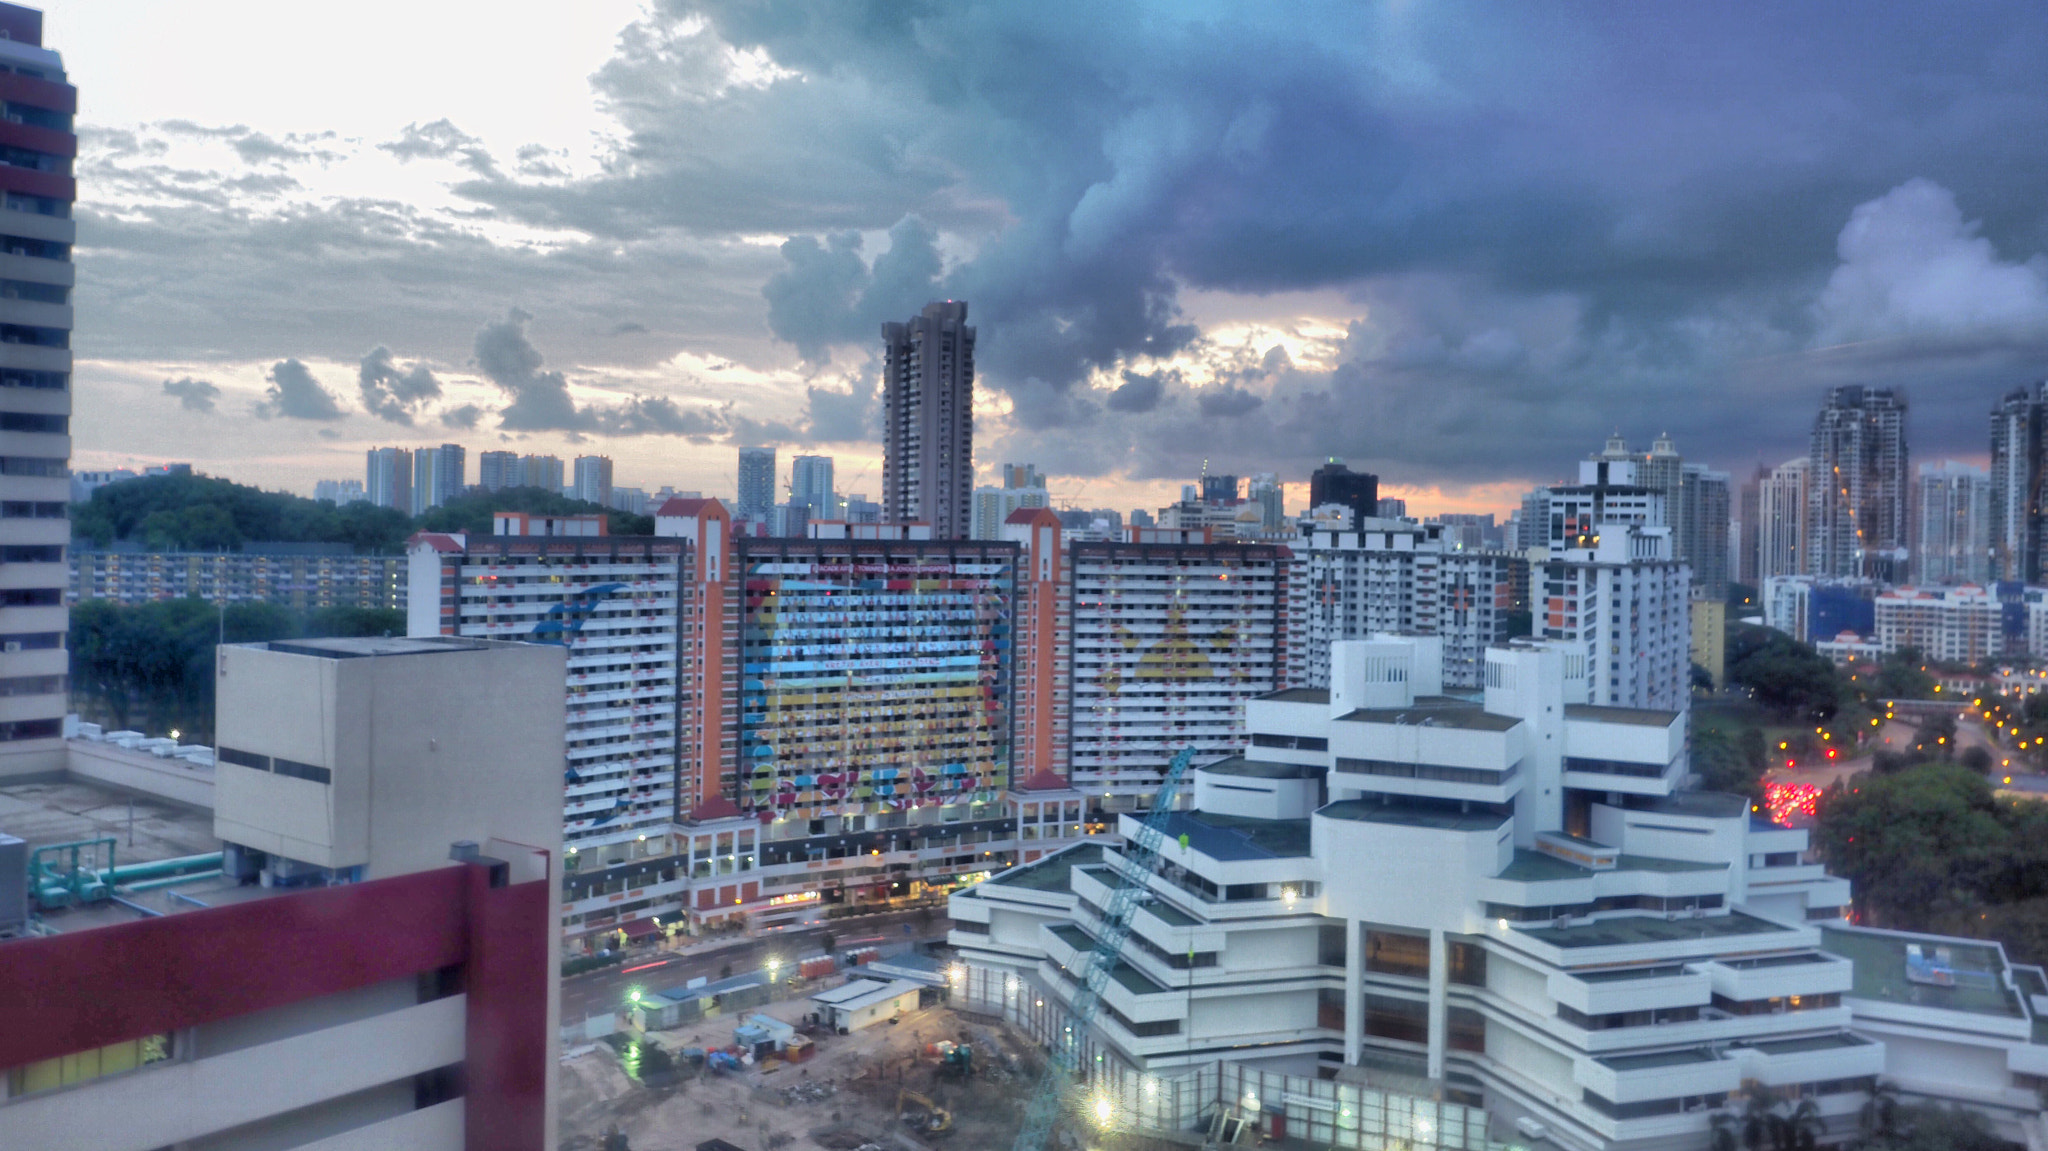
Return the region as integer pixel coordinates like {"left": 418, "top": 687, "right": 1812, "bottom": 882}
{"left": 1815, "top": 177, "right": 2048, "bottom": 344}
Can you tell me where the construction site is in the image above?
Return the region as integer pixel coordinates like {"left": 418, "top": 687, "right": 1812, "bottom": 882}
{"left": 558, "top": 992, "right": 1059, "bottom": 1151}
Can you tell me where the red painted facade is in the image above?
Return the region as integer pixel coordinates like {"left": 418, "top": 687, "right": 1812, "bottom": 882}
{"left": 0, "top": 863, "right": 553, "bottom": 1151}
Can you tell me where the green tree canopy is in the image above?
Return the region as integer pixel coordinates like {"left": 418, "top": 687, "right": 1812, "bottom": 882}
{"left": 1814, "top": 765, "right": 2009, "bottom": 929}
{"left": 1726, "top": 625, "right": 1843, "bottom": 721}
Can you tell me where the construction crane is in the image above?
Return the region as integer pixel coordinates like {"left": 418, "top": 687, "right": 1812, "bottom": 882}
{"left": 1011, "top": 746, "right": 1196, "bottom": 1151}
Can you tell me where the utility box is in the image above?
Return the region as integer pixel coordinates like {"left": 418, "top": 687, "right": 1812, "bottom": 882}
{"left": 0, "top": 834, "right": 23, "bottom": 933}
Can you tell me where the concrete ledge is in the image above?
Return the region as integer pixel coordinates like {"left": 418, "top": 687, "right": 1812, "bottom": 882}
{"left": 64, "top": 740, "right": 214, "bottom": 810}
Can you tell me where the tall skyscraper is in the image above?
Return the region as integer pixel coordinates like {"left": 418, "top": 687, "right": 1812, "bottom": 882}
{"left": 1307, "top": 459, "right": 1379, "bottom": 528}
{"left": 0, "top": 5, "right": 72, "bottom": 774}
{"left": 1737, "top": 464, "right": 1766, "bottom": 586}
{"left": 1246, "top": 472, "right": 1284, "bottom": 528}
{"left": 1990, "top": 381, "right": 2048, "bottom": 583}
{"left": 478, "top": 449, "right": 521, "bottom": 491}
{"left": 735, "top": 446, "right": 776, "bottom": 522}
{"left": 409, "top": 443, "right": 465, "bottom": 515}
{"left": 1199, "top": 472, "right": 1239, "bottom": 503}
{"left": 882, "top": 301, "right": 975, "bottom": 539}
{"left": 1679, "top": 465, "right": 1731, "bottom": 601}
{"left": 521, "top": 453, "right": 564, "bottom": 494}
{"left": 1516, "top": 488, "right": 1550, "bottom": 550}
{"left": 1915, "top": 461, "right": 1992, "bottom": 586}
{"left": 1807, "top": 385, "right": 1909, "bottom": 580}
{"left": 365, "top": 446, "right": 412, "bottom": 511}
{"left": 1004, "top": 463, "right": 1046, "bottom": 490}
{"left": 572, "top": 454, "right": 613, "bottom": 507}
{"left": 1539, "top": 457, "right": 1691, "bottom": 710}
{"left": 1759, "top": 457, "right": 1809, "bottom": 579}
{"left": 313, "top": 478, "right": 365, "bottom": 505}
{"left": 790, "top": 454, "right": 834, "bottom": 518}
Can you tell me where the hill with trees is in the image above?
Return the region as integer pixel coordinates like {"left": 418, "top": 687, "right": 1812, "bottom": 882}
{"left": 70, "top": 472, "right": 653, "bottom": 553}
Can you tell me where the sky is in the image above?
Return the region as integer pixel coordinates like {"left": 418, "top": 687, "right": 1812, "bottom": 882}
{"left": 43, "top": 0, "right": 2048, "bottom": 518}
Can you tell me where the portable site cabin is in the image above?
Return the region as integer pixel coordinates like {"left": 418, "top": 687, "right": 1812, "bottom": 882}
{"left": 809, "top": 977, "right": 923, "bottom": 1033}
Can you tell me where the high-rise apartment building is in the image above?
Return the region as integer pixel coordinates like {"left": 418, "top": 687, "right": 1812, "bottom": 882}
{"left": 1915, "top": 460, "right": 1992, "bottom": 586}
{"left": 789, "top": 454, "right": 833, "bottom": 519}
{"left": 1737, "top": 464, "right": 1765, "bottom": 586}
{"left": 478, "top": 449, "right": 521, "bottom": 491}
{"left": 521, "top": 453, "right": 564, "bottom": 494}
{"left": 366, "top": 447, "right": 412, "bottom": 511}
{"left": 571, "top": 454, "right": 613, "bottom": 507}
{"left": 1807, "top": 385, "right": 1909, "bottom": 580}
{"left": 1515, "top": 488, "right": 1549, "bottom": 550}
{"left": 1758, "top": 457, "right": 1810, "bottom": 579}
{"left": 1198, "top": 473, "right": 1239, "bottom": 504}
{"left": 1004, "top": 463, "right": 1046, "bottom": 490}
{"left": 1246, "top": 473, "right": 1284, "bottom": 528}
{"left": 972, "top": 481, "right": 1050, "bottom": 540}
{"left": 735, "top": 446, "right": 776, "bottom": 522}
{"left": 0, "top": 4, "right": 71, "bottom": 775}
{"left": 408, "top": 523, "right": 688, "bottom": 912}
{"left": 313, "top": 477, "right": 365, "bottom": 504}
{"left": 1291, "top": 517, "right": 1520, "bottom": 691}
{"left": 406, "top": 444, "right": 464, "bottom": 515}
{"left": 1679, "top": 465, "right": 1731, "bottom": 601}
{"left": 663, "top": 516, "right": 1021, "bottom": 917}
{"left": 1990, "top": 381, "right": 2048, "bottom": 583}
{"left": 1059, "top": 532, "right": 1290, "bottom": 808}
{"left": 1307, "top": 459, "right": 1379, "bottom": 528}
{"left": 1539, "top": 458, "right": 1690, "bottom": 711}
{"left": 882, "top": 301, "right": 975, "bottom": 539}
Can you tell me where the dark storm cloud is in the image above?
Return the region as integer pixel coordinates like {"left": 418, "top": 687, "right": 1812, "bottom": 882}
{"left": 453, "top": 0, "right": 2048, "bottom": 481}
{"left": 254, "top": 359, "right": 347, "bottom": 421}
{"left": 357, "top": 346, "right": 443, "bottom": 425}
{"left": 440, "top": 403, "right": 484, "bottom": 430}
{"left": 1106, "top": 369, "right": 1171, "bottom": 414}
{"left": 472, "top": 309, "right": 730, "bottom": 438}
{"left": 160, "top": 376, "right": 219, "bottom": 413}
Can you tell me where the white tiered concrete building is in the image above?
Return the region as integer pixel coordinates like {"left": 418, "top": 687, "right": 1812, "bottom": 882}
{"left": 949, "top": 635, "right": 2048, "bottom": 1150}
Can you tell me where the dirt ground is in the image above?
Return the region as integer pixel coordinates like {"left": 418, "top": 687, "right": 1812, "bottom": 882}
{"left": 559, "top": 991, "right": 1040, "bottom": 1151}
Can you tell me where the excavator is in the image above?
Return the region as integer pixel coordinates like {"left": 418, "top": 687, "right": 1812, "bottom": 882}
{"left": 897, "top": 1088, "right": 954, "bottom": 1135}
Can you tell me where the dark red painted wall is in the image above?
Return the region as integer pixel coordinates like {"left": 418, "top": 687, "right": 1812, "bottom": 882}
{"left": 0, "top": 867, "right": 469, "bottom": 1068}
{"left": 0, "top": 862, "right": 555, "bottom": 1151}
{"left": 0, "top": 3, "right": 41, "bottom": 47}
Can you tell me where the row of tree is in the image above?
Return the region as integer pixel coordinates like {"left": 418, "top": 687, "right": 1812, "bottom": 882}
{"left": 72, "top": 473, "right": 654, "bottom": 553}
{"left": 70, "top": 599, "right": 404, "bottom": 743}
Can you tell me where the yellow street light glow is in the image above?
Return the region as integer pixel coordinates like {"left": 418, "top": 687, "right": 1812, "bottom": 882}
{"left": 1095, "top": 1097, "right": 1114, "bottom": 1125}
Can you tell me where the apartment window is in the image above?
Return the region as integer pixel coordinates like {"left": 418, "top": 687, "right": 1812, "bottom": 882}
{"left": 2, "top": 191, "right": 67, "bottom": 218}
{"left": 0, "top": 322, "right": 65, "bottom": 348}
{"left": 0, "top": 411, "right": 65, "bottom": 434}
{"left": 0, "top": 369, "right": 64, "bottom": 390}
{"left": 0, "top": 673, "right": 63, "bottom": 696}
{"left": 0, "top": 456, "right": 65, "bottom": 477}
{"left": 0, "top": 630, "right": 61, "bottom": 650}
{"left": 0, "top": 277, "right": 65, "bottom": 304}
{"left": 1365, "top": 929, "right": 1430, "bottom": 978}
{"left": 0, "top": 587, "right": 58, "bottom": 606}
{"left": 272, "top": 757, "right": 333, "bottom": 785}
{"left": 0, "top": 544, "right": 61, "bottom": 563}
{"left": 1447, "top": 940, "right": 1487, "bottom": 986}
{"left": 1250, "top": 732, "right": 1328, "bottom": 751}
{"left": 6, "top": 1033, "right": 173, "bottom": 1097}
{"left": 0, "top": 234, "right": 68, "bottom": 261}
{"left": 0, "top": 717, "right": 60, "bottom": 741}
{"left": 2, "top": 501, "right": 68, "bottom": 519}
{"left": 1363, "top": 994, "right": 1428, "bottom": 1044}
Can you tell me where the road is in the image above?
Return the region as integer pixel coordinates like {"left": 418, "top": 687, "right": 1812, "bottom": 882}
{"left": 560, "top": 906, "right": 953, "bottom": 1021}
{"left": 1764, "top": 715, "right": 2022, "bottom": 793}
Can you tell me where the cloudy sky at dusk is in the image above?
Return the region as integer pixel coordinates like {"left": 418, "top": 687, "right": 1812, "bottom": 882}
{"left": 44, "top": 0, "right": 2048, "bottom": 516}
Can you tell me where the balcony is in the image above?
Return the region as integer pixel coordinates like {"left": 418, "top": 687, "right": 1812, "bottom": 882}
{"left": 1577, "top": 1047, "right": 1741, "bottom": 1105}
{"left": 1549, "top": 965, "right": 1711, "bottom": 1017}
{"left": 1702, "top": 953, "right": 1853, "bottom": 1002}
{"left": 1728, "top": 1032, "right": 1883, "bottom": 1088}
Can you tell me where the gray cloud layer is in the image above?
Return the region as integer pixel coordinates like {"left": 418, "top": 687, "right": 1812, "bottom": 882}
{"left": 71, "top": 1, "right": 2048, "bottom": 492}
{"left": 254, "top": 359, "right": 347, "bottom": 421}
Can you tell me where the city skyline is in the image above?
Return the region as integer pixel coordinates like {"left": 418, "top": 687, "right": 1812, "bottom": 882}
{"left": 42, "top": 2, "right": 2048, "bottom": 520}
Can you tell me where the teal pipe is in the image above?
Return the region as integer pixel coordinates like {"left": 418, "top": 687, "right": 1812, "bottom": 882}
{"left": 101, "top": 852, "right": 222, "bottom": 884}
{"left": 120, "top": 869, "right": 222, "bottom": 893}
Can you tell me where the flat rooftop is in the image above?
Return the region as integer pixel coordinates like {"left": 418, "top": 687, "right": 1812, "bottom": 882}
{"left": 1338, "top": 701, "right": 1520, "bottom": 732}
{"left": 0, "top": 778, "right": 285, "bottom": 931}
{"left": 986, "top": 842, "right": 1103, "bottom": 893}
{"left": 1199, "top": 757, "right": 1324, "bottom": 780}
{"left": 1821, "top": 927, "right": 2022, "bottom": 1019}
{"left": 1319, "top": 798, "right": 1510, "bottom": 832}
{"left": 1519, "top": 911, "right": 1796, "bottom": 949}
{"left": 1496, "top": 849, "right": 1728, "bottom": 883}
{"left": 257, "top": 636, "right": 493, "bottom": 659}
{"left": 1159, "top": 810, "right": 1313, "bottom": 860}
{"left": 1629, "top": 792, "right": 1751, "bottom": 819}
{"left": 1258, "top": 688, "right": 1329, "bottom": 704}
{"left": 1565, "top": 704, "right": 1682, "bottom": 727}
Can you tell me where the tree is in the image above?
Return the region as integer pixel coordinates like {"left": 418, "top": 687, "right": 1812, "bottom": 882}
{"left": 1726, "top": 626, "right": 1842, "bottom": 721}
{"left": 1914, "top": 711, "right": 1958, "bottom": 757}
{"left": 1691, "top": 662, "right": 1715, "bottom": 692}
{"left": 1961, "top": 745, "right": 1993, "bottom": 774}
{"left": 1813, "top": 765, "right": 2009, "bottom": 929}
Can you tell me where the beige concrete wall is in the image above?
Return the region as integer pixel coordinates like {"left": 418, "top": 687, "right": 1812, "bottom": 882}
{"left": 63, "top": 741, "right": 215, "bottom": 809}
